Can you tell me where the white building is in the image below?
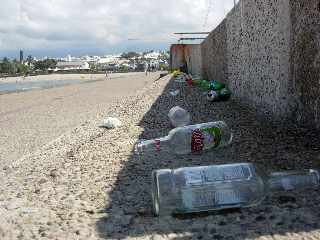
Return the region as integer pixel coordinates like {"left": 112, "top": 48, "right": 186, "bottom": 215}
{"left": 55, "top": 61, "right": 90, "bottom": 71}
{"left": 144, "top": 51, "right": 161, "bottom": 59}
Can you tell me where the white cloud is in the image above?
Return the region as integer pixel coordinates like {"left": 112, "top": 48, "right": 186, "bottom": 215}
{"left": 0, "top": 0, "right": 236, "bottom": 53}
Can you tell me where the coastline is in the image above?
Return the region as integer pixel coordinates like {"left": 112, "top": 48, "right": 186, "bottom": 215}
{"left": 0, "top": 72, "right": 143, "bottom": 84}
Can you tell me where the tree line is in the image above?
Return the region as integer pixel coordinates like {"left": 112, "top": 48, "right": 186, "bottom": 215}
{"left": 0, "top": 56, "right": 57, "bottom": 75}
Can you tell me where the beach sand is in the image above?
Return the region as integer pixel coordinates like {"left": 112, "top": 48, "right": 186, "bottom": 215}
{"left": 1, "top": 73, "right": 320, "bottom": 239}
{"left": 0, "top": 72, "right": 144, "bottom": 84}
{"left": 0, "top": 72, "right": 158, "bottom": 163}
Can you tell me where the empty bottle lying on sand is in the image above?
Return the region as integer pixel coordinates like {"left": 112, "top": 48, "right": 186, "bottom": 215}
{"left": 135, "top": 121, "right": 232, "bottom": 155}
{"left": 168, "top": 106, "right": 190, "bottom": 127}
{"left": 151, "top": 163, "right": 320, "bottom": 216}
{"left": 207, "top": 88, "right": 232, "bottom": 102}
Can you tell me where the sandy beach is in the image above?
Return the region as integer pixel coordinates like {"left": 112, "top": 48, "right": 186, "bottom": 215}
{"left": 0, "top": 72, "right": 159, "bottom": 164}
{"left": 1, "top": 73, "right": 320, "bottom": 239}
{"left": 0, "top": 72, "right": 143, "bottom": 84}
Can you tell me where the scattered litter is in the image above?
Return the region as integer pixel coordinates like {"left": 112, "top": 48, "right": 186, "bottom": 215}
{"left": 152, "top": 163, "right": 320, "bottom": 216}
{"left": 169, "top": 90, "right": 180, "bottom": 96}
{"left": 207, "top": 90, "right": 219, "bottom": 101}
{"left": 207, "top": 88, "right": 231, "bottom": 102}
{"left": 174, "top": 78, "right": 186, "bottom": 83}
{"left": 172, "top": 70, "right": 181, "bottom": 78}
{"left": 135, "top": 121, "right": 232, "bottom": 155}
{"left": 100, "top": 117, "right": 122, "bottom": 129}
{"left": 168, "top": 106, "right": 190, "bottom": 127}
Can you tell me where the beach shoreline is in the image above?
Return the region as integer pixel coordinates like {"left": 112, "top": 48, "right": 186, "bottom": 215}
{"left": 0, "top": 72, "right": 144, "bottom": 84}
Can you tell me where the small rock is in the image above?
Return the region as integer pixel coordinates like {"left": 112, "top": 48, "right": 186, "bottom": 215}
{"left": 210, "top": 228, "right": 217, "bottom": 234}
{"left": 121, "top": 215, "right": 133, "bottom": 227}
{"left": 66, "top": 151, "right": 74, "bottom": 158}
{"left": 255, "top": 215, "right": 266, "bottom": 221}
{"left": 218, "top": 220, "right": 227, "bottom": 226}
{"left": 85, "top": 209, "right": 95, "bottom": 215}
{"left": 38, "top": 226, "right": 46, "bottom": 233}
{"left": 49, "top": 169, "right": 58, "bottom": 178}
{"left": 212, "top": 234, "right": 224, "bottom": 240}
{"left": 278, "top": 195, "right": 296, "bottom": 204}
{"left": 38, "top": 178, "right": 48, "bottom": 184}
{"left": 152, "top": 234, "right": 166, "bottom": 240}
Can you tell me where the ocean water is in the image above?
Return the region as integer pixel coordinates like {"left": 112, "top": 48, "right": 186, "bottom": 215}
{"left": 0, "top": 79, "right": 93, "bottom": 94}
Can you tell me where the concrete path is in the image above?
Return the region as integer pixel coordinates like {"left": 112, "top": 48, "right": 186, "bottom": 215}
{"left": 0, "top": 72, "right": 160, "bottom": 163}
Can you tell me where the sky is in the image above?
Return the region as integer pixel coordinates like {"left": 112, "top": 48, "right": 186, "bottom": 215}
{"left": 0, "top": 0, "right": 237, "bottom": 59}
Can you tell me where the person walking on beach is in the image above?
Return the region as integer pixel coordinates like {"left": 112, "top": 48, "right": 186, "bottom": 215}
{"left": 105, "top": 71, "right": 110, "bottom": 80}
{"left": 145, "top": 63, "right": 149, "bottom": 76}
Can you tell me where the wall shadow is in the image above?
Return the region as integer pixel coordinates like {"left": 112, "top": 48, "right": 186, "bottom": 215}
{"left": 96, "top": 76, "right": 320, "bottom": 239}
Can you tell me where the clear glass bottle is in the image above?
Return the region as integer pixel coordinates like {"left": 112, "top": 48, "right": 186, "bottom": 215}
{"left": 168, "top": 106, "right": 191, "bottom": 128}
{"left": 151, "top": 163, "right": 320, "bottom": 216}
{"left": 135, "top": 121, "right": 233, "bottom": 155}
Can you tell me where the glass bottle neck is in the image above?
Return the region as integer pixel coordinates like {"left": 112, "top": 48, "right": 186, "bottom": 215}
{"left": 267, "top": 169, "right": 320, "bottom": 192}
{"left": 135, "top": 136, "right": 171, "bottom": 154}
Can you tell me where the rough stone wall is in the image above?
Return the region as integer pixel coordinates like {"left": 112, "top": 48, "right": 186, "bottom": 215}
{"left": 196, "top": 0, "right": 320, "bottom": 127}
{"left": 225, "top": 0, "right": 292, "bottom": 120}
{"left": 201, "top": 19, "right": 228, "bottom": 83}
{"left": 170, "top": 44, "right": 202, "bottom": 77}
{"left": 289, "top": 0, "right": 320, "bottom": 127}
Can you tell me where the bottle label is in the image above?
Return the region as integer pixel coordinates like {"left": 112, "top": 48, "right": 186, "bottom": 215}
{"left": 184, "top": 164, "right": 252, "bottom": 186}
{"left": 281, "top": 178, "right": 294, "bottom": 191}
{"left": 181, "top": 188, "right": 241, "bottom": 209}
{"left": 154, "top": 139, "right": 161, "bottom": 152}
{"left": 191, "top": 127, "right": 221, "bottom": 153}
{"left": 191, "top": 129, "right": 205, "bottom": 153}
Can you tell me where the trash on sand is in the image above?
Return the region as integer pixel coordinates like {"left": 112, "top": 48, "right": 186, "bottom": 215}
{"left": 207, "top": 88, "right": 232, "bottom": 102}
{"left": 172, "top": 70, "right": 181, "bottom": 78}
{"left": 174, "top": 73, "right": 187, "bottom": 83}
{"left": 134, "top": 121, "right": 232, "bottom": 155}
{"left": 188, "top": 79, "right": 226, "bottom": 91}
{"left": 151, "top": 163, "right": 320, "bottom": 216}
{"left": 169, "top": 90, "right": 180, "bottom": 96}
{"left": 100, "top": 117, "right": 122, "bottom": 129}
{"left": 168, "top": 106, "right": 190, "bottom": 127}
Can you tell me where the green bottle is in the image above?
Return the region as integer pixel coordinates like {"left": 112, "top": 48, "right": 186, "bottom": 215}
{"left": 200, "top": 80, "right": 211, "bottom": 91}
{"left": 209, "top": 81, "right": 226, "bottom": 91}
{"left": 219, "top": 88, "right": 231, "bottom": 101}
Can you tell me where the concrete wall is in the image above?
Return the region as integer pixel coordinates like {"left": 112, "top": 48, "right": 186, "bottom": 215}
{"left": 170, "top": 44, "right": 202, "bottom": 77}
{"left": 202, "top": 19, "right": 228, "bottom": 83}
{"left": 225, "top": 0, "right": 292, "bottom": 120}
{"left": 290, "top": 1, "right": 320, "bottom": 127}
{"left": 200, "top": 0, "right": 320, "bottom": 127}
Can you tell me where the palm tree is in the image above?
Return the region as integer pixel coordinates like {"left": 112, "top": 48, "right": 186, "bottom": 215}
{"left": 26, "top": 55, "right": 33, "bottom": 66}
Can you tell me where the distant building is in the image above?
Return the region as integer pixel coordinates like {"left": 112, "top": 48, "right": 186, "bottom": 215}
{"left": 66, "top": 54, "right": 72, "bottom": 62}
{"left": 19, "top": 50, "right": 24, "bottom": 63}
{"left": 144, "top": 51, "right": 160, "bottom": 60}
{"left": 55, "top": 61, "right": 90, "bottom": 71}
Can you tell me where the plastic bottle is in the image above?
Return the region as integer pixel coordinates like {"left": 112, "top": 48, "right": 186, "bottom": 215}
{"left": 207, "top": 88, "right": 232, "bottom": 102}
{"left": 135, "top": 121, "right": 232, "bottom": 155}
{"left": 151, "top": 163, "right": 320, "bottom": 216}
{"left": 190, "top": 80, "right": 226, "bottom": 92}
{"left": 210, "top": 80, "right": 226, "bottom": 91}
{"left": 168, "top": 106, "right": 190, "bottom": 127}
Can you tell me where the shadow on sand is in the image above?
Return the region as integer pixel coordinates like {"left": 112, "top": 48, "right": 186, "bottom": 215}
{"left": 96, "top": 76, "right": 320, "bottom": 239}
